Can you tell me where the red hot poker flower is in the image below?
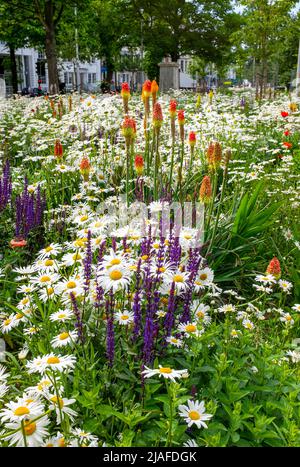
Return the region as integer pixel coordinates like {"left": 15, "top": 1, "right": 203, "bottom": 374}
{"left": 142, "top": 80, "right": 152, "bottom": 98}
{"left": 169, "top": 100, "right": 177, "bottom": 118}
{"left": 199, "top": 175, "right": 212, "bottom": 204}
{"left": 281, "top": 111, "right": 289, "bottom": 118}
{"left": 266, "top": 257, "right": 281, "bottom": 280}
{"left": 134, "top": 155, "right": 144, "bottom": 176}
{"left": 283, "top": 141, "right": 292, "bottom": 149}
{"left": 54, "top": 139, "right": 63, "bottom": 158}
{"left": 188, "top": 131, "right": 196, "bottom": 147}
{"left": 122, "top": 116, "right": 136, "bottom": 139}
{"left": 284, "top": 130, "right": 290, "bottom": 136}
{"left": 10, "top": 238, "right": 27, "bottom": 248}
{"left": 121, "top": 82, "right": 130, "bottom": 98}
{"left": 177, "top": 109, "right": 185, "bottom": 125}
{"left": 153, "top": 102, "right": 163, "bottom": 128}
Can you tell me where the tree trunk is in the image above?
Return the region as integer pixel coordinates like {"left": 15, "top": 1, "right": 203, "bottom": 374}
{"left": 9, "top": 44, "right": 18, "bottom": 94}
{"left": 45, "top": 1, "right": 59, "bottom": 95}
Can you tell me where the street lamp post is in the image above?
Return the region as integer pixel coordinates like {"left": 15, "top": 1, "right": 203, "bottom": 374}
{"left": 140, "top": 8, "right": 144, "bottom": 86}
{"left": 296, "top": 38, "right": 300, "bottom": 97}
{"left": 75, "top": 6, "right": 80, "bottom": 93}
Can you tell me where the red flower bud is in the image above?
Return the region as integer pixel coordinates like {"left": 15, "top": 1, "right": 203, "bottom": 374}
{"left": 266, "top": 257, "right": 281, "bottom": 280}
{"left": 134, "top": 155, "right": 144, "bottom": 176}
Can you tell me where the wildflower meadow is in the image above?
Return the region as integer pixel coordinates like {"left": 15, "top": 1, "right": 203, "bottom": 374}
{"left": 0, "top": 84, "right": 299, "bottom": 449}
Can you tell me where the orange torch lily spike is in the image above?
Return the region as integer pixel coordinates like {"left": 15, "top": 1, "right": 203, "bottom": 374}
{"left": 121, "top": 82, "right": 130, "bottom": 114}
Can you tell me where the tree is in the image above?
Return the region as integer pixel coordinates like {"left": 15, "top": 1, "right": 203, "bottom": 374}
{"left": 233, "top": 0, "right": 298, "bottom": 97}
{"left": 1, "top": 0, "right": 78, "bottom": 95}
{"left": 0, "top": 3, "right": 42, "bottom": 93}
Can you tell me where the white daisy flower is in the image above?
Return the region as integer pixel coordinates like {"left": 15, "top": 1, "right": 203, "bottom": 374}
{"left": 50, "top": 309, "right": 74, "bottom": 322}
{"left": 178, "top": 321, "right": 203, "bottom": 338}
{"left": 242, "top": 319, "right": 255, "bottom": 330}
{"left": 279, "top": 312, "right": 294, "bottom": 326}
{"left": 278, "top": 280, "right": 293, "bottom": 293}
{"left": 97, "top": 266, "right": 131, "bottom": 292}
{"left": 34, "top": 258, "right": 59, "bottom": 272}
{"left": 26, "top": 354, "right": 76, "bottom": 374}
{"left": 1, "top": 315, "right": 18, "bottom": 333}
{"left": 286, "top": 350, "right": 300, "bottom": 363}
{"left": 218, "top": 304, "right": 236, "bottom": 314}
{"left": 115, "top": 311, "right": 134, "bottom": 325}
{"left": 37, "top": 243, "right": 62, "bottom": 260}
{"left": 196, "top": 267, "right": 214, "bottom": 285}
{"left": 0, "top": 383, "right": 8, "bottom": 399}
{"left": 178, "top": 400, "right": 212, "bottom": 428}
{"left": 163, "top": 269, "right": 190, "bottom": 292}
{"left": 0, "top": 364, "right": 9, "bottom": 382}
{"left": 51, "top": 330, "right": 78, "bottom": 348}
{"left": 31, "top": 273, "right": 60, "bottom": 287}
{"left": 0, "top": 398, "right": 45, "bottom": 423}
{"left": 292, "top": 304, "right": 300, "bottom": 312}
{"left": 183, "top": 439, "right": 198, "bottom": 447}
{"left": 72, "top": 428, "right": 98, "bottom": 445}
{"left": 142, "top": 365, "right": 188, "bottom": 382}
{"left": 254, "top": 274, "right": 276, "bottom": 284}
{"left": 48, "top": 395, "right": 77, "bottom": 423}
{"left": 3, "top": 415, "right": 49, "bottom": 447}
{"left": 166, "top": 336, "right": 183, "bottom": 348}
{"left": 61, "top": 251, "right": 84, "bottom": 267}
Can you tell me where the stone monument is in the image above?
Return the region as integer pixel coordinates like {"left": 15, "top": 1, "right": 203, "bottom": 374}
{"left": 158, "top": 56, "right": 179, "bottom": 92}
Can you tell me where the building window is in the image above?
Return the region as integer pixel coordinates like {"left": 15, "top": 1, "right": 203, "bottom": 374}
{"left": 88, "top": 73, "right": 96, "bottom": 83}
{"left": 180, "top": 60, "right": 184, "bottom": 72}
{"left": 38, "top": 51, "right": 45, "bottom": 60}
{"left": 64, "top": 72, "right": 73, "bottom": 85}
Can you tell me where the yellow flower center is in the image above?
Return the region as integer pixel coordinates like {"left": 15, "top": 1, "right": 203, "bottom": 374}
{"left": 197, "top": 311, "right": 204, "bottom": 319}
{"left": 45, "top": 259, "right": 54, "bottom": 267}
{"left": 47, "top": 287, "right": 54, "bottom": 295}
{"left": 185, "top": 324, "right": 197, "bottom": 333}
{"left": 4, "top": 319, "right": 11, "bottom": 326}
{"left": 50, "top": 396, "right": 64, "bottom": 408}
{"left": 159, "top": 367, "right": 172, "bottom": 374}
{"left": 14, "top": 406, "right": 30, "bottom": 416}
{"left": 129, "top": 265, "right": 137, "bottom": 271}
{"left": 109, "top": 270, "right": 123, "bottom": 280}
{"left": 40, "top": 275, "right": 51, "bottom": 283}
{"left": 47, "top": 356, "right": 60, "bottom": 364}
{"left": 16, "top": 313, "right": 23, "bottom": 319}
{"left": 121, "top": 315, "right": 129, "bottom": 320}
{"left": 23, "top": 420, "right": 36, "bottom": 436}
{"left": 199, "top": 273, "right": 208, "bottom": 281}
{"left": 184, "top": 234, "right": 192, "bottom": 240}
{"left": 173, "top": 274, "right": 184, "bottom": 283}
{"left": 110, "top": 258, "right": 121, "bottom": 265}
{"left": 141, "top": 255, "right": 148, "bottom": 260}
{"left": 58, "top": 438, "right": 66, "bottom": 447}
{"left": 286, "top": 315, "right": 292, "bottom": 321}
{"left": 59, "top": 332, "right": 69, "bottom": 340}
{"left": 171, "top": 338, "right": 178, "bottom": 343}
{"left": 159, "top": 267, "right": 166, "bottom": 272}
{"left": 80, "top": 215, "right": 88, "bottom": 222}
{"left": 38, "top": 381, "right": 50, "bottom": 391}
{"left": 58, "top": 313, "right": 66, "bottom": 319}
{"left": 22, "top": 298, "right": 29, "bottom": 305}
{"left": 130, "top": 235, "right": 140, "bottom": 240}
{"left": 67, "top": 281, "right": 77, "bottom": 289}
{"left": 153, "top": 243, "right": 159, "bottom": 249}
{"left": 189, "top": 410, "right": 201, "bottom": 420}
{"left": 73, "top": 253, "right": 82, "bottom": 261}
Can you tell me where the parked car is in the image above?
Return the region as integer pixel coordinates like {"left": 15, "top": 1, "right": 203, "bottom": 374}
{"left": 21, "top": 87, "right": 45, "bottom": 97}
